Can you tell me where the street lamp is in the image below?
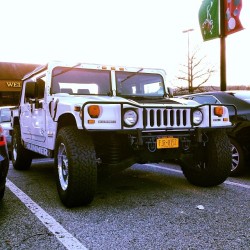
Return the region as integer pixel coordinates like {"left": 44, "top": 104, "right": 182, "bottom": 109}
{"left": 182, "top": 28, "right": 194, "bottom": 93}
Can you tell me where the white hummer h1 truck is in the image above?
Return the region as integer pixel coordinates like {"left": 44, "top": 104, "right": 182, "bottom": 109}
{"left": 11, "top": 61, "right": 233, "bottom": 207}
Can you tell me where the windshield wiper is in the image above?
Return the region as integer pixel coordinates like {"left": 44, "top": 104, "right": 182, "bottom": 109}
{"left": 120, "top": 68, "right": 143, "bottom": 84}
{"left": 52, "top": 63, "right": 81, "bottom": 77}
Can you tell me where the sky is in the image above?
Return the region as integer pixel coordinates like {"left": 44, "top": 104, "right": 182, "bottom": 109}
{"left": 0, "top": 0, "right": 249, "bottom": 88}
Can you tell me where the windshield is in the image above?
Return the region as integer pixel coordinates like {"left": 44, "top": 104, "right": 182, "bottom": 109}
{"left": 116, "top": 71, "right": 165, "bottom": 97}
{"left": 51, "top": 67, "right": 111, "bottom": 95}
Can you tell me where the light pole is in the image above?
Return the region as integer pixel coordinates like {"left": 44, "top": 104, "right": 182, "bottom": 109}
{"left": 182, "top": 28, "right": 194, "bottom": 93}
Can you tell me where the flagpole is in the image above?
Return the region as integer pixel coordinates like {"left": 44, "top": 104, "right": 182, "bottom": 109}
{"left": 220, "top": 0, "right": 226, "bottom": 91}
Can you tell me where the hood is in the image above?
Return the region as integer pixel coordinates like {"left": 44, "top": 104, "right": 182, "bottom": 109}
{"left": 53, "top": 93, "right": 116, "bottom": 104}
{"left": 54, "top": 93, "right": 199, "bottom": 107}
{"left": 172, "top": 97, "right": 199, "bottom": 106}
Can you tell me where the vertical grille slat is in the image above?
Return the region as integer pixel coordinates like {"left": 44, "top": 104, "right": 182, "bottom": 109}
{"left": 154, "top": 109, "right": 157, "bottom": 127}
{"left": 167, "top": 109, "right": 171, "bottom": 127}
{"left": 145, "top": 108, "right": 191, "bottom": 129}
{"left": 180, "top": 109, "right": 184, "bottom": 126}
{"left": 160, "top": 109, "right": 164, "bottom": 127}
{"left": 173, "top": 110, "right": 177, "bottom": 127}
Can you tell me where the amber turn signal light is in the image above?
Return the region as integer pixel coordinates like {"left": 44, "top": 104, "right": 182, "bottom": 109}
{"left": 214, "top": 106, "right": 223, "bottom": 117}
{"left": 74, "top": 105, "right": 81, "bottom": 112}
{"left": 88, "top": 105, "right": 100, "bottom": 118}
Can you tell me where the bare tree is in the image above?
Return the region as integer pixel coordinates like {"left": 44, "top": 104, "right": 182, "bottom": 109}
{"left": 176, "top": 47, "right": 216, "bottom": 94}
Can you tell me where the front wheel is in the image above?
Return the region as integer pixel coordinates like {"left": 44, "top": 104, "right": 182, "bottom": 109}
{"left": 12, "top": 125, "right": 33, "bottom": 170}
{"left": 55, "top": 127, "right": 97, "bottom": 207}
{"left": 230, "top": 138, "right": 245, "bottom": 176}
{"left": 0, "top": 187, "right": 5, "bottom": 200}
{"left": 180, "top": 130, "right": 231, "bottom": 187}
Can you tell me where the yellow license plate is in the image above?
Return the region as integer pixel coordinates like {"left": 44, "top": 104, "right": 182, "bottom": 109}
{"left": 157, "top": 137, "right": 179, "bottom": 149}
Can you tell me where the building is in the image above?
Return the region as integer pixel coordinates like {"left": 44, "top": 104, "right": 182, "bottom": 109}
{"left": 0, "top": 62, "right": 41, "bottom": 106}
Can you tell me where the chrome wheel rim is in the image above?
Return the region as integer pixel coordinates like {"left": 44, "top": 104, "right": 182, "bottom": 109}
{"left": 57, "top": 143, "right": 69, "bottom": 191}
{"left": 231, "top": 143, "right": 239, "bottom": 172}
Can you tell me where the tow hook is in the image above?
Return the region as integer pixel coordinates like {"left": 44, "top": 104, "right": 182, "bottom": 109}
{"left": 195, "top": 130, "right": 209, "bottom": 147}
{"left": 146, "top": 139, "right": 157, "bottom": 152}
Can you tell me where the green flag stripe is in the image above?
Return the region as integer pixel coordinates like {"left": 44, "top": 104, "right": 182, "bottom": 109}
{"left": 199, "top": 0, "right": 220, "bottom": 41}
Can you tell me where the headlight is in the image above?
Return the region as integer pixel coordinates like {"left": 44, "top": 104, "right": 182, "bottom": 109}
{"left": 192, "top": 109, "right": 203, "bottom": 125}
{"left": 123, "top": 109, "right": 138, "bottom": 127}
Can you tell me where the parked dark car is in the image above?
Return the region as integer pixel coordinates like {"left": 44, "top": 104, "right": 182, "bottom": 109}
{"left": 0, "top": 125, "right": 9, "bottom": 200}
{"left": 226, "top": 90, "right": 250, "bottom": 103}
{"left": 181, "top": 91, "right": 250, "bottom": 176}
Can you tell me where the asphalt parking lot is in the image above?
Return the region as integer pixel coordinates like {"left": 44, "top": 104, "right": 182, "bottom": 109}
{"left": 0, "top": 159, "right": 249, "bottom": 250}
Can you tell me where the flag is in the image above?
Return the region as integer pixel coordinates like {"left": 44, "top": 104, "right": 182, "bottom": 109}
{"left": 199, "top": 0, "right": 220, "bottom": 41}
{"left": 224, "top": 0, "right": 243, "bottom": 36}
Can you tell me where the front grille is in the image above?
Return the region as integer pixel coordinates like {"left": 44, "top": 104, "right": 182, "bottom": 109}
{"left": 144, "top": 108, "right": 192, "bottom": 129}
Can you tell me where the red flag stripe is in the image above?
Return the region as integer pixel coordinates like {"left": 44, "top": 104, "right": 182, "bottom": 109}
{"left": 224, "top": 0, "right": 243, "bottom": 36}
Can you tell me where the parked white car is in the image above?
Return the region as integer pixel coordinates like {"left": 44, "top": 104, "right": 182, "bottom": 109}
{"left": 0, "top": 106, "right": 14, "bottom": 152}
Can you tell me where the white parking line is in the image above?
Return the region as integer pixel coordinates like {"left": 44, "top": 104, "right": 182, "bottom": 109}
{"left": 6, "top": 162, "right": 249, "bottom": 250}
{"left": 6, "top": 179, "right": 88, "bottom": 250}
{"left": 144, "top": 163, "right": 250, "bottom": 189}
{"left": 144, "top": 164, "right": 182, "bottom": 174}
{"left": 224, "top": 180, "right": 250, "bottom": 189}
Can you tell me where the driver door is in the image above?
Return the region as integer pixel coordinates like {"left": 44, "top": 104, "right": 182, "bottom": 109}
{"left": 20, "top": 78, "right": 46, "bottom": 146}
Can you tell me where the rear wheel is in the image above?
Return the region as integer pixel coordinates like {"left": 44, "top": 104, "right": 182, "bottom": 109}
{"left": 12, "top": 125, "right": 32, "bottom": 170}
{"left": 55, "top": 126, "right": 97, "bottom": 207}
{"left": 181, "top": 130, "right": 231, "bottom": 187}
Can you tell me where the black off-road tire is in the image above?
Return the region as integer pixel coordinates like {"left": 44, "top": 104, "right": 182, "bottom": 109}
{"left": 12, "top": 125, "right": 33, "bottom": 170}
{"left": 55, "top": 126, "right": 97, "bottom": 207}
{"left": 0, "top": 156, "right": 9, "bottom": 200}
{"left": 181, "top": 130, "right": 231, "bottom": 187}
{"left": 230, "top": 138, "right": 245, "bottom": 176}
{"left": 0, "top": 187, "right": 5, "bottom": 200}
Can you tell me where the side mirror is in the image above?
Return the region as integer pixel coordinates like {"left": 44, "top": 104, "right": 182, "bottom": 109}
{"left": 167, "top": 87, "right": 174, "bottom": 98}
{"left": 25, "top": 82, "right": 36, "bottom": 99}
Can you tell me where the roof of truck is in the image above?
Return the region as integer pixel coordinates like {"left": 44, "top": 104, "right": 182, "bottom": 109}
{"left": 22, "top": 61, "right": 167, "bottom": 80}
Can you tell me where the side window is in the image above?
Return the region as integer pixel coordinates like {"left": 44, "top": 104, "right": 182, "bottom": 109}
{"left": 36, "top": 78, "right": 45, "bottom": 99}
{"left": 23, "top": 77, "right": 45, "bottom": 108}
{"left": 24, "top": 81, "right": 36, "bottom": 103}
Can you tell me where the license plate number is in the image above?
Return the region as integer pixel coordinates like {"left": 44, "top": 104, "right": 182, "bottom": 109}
{"left": 157, "top": 137, "right": 179, "bottom": 149}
